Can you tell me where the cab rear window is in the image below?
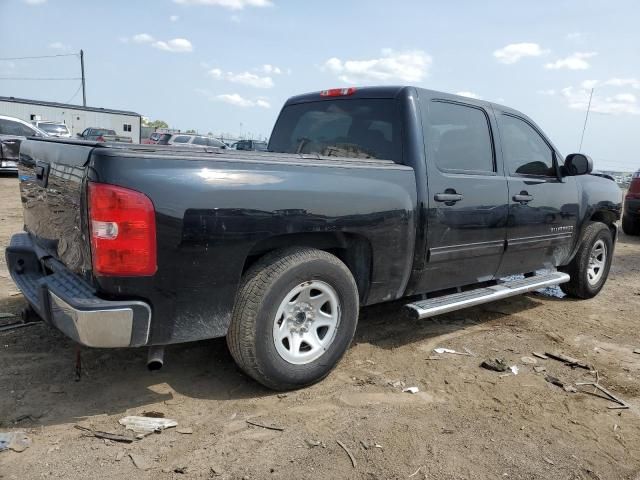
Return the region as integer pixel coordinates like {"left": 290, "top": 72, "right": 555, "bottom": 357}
{"left": 269, "top": 99, "right": 401, "bottom": 162}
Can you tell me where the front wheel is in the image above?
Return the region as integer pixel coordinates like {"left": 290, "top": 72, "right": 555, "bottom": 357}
{"left": 227, "top": 247, "right": 359, "bottom": 390}
{"left": 560, "top": 222, "right": 613, "bottom": 299}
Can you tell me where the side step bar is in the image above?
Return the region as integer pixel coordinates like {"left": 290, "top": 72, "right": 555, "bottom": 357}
{"left": 405, "top": 271, "right": 570, "bottom": 320}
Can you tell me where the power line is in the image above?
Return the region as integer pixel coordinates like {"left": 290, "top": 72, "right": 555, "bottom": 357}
{"left": 0, "top": 76, "right": 81, "bottom": 81}
{"left": 64, "top": 83, "right": 83, "bottom": 104}
{"left": 0, "top": 53, "right": 79, "bottom": 61}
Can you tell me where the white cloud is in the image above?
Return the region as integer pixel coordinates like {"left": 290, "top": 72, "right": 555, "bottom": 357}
{"left": 493, "top": 43, "right": 548, "bottom": 64}
{"left": 23, "top": 0, "right": 47, "bottom": 4}
{"left": 130, "top": 34, "right": 192, "bottom": 52}
{"left": 537, "top": 89, "right": 557, "bottom": 96}
{"left": 581, "top": 79, "right": 599, "bottom": 89}
{"left": 602, "top": 77, "right": 640, "bottom": 89}
{"left": 455, "top": 91, "right": 482, "bottom": 100}
{"left": 229, "top": 71, "right": 273, "bottom": 88}
{"left": 323, "top": 48, "right": 432, "bottom": 84}
{"left": 170, "top": 15, "right": 180, "bottom": 21}
{"left": 544, "top": 52, "right": 596, "bottom": 70}
{"left": 261, "top": 64, "right": 282, "bottom": 75}
{"left": 152, "top": 38, "right": 193, "bottom": 53}
{"left": 207, "top": 68, "right": 274, "bottom": 88}
{"left": 133, "top": 33, "right": 155, "bottom": 44}
{"left": 215, "top": 93, "right": 271, "bottom": 108}
{"left": 561, "top": 85, "right": 640, "bottom": 115}
{"left": 174, "top": 0, "right": 272, "bottom": 10}
{"left": 48, "top": 41, "right": 70, "bottom": 51}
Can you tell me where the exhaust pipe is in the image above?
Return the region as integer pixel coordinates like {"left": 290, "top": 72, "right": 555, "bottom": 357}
{"left": 147, "top": 346, "right": 165, "bottom": 371}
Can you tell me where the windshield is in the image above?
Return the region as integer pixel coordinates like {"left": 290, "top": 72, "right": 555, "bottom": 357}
{"left": 269, "top": 99, "right": 401, "bottom": 162}
{"left": 38, "top": 123, "right": 69, "bottom": 135}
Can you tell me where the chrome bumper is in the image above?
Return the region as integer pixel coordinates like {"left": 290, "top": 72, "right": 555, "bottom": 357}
{"left": 6, "top": 232, "right": 151, "bottom": 348}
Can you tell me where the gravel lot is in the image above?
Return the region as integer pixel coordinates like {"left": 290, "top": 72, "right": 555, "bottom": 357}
{"left": 1, "top": 174, "right": 639, "bottom": 480}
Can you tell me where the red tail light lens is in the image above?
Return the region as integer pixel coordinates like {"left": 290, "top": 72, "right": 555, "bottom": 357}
{"left": 96, "top": 136, "right": 105, "bottom": 142}
{"left": 320, "top": 87, "right": 356, "bottom": 97}
{"left": 88, "top": 182, "right": 157, "bottom": 276}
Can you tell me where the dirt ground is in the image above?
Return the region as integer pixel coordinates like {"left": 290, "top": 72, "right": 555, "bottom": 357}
{"left": 1, "top": 174, "right": 639, "bottom": 480}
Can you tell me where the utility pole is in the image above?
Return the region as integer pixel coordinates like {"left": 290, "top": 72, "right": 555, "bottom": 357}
{"left": 80, "top": 49, "right": 86, "bottom": 106}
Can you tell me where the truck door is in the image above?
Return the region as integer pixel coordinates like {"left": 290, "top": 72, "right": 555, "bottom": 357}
{"left": 493, "top": 112, "right": 579, "bottom": 276}
{"left": 416, "top": 95, "right": 509, "bottom": 292}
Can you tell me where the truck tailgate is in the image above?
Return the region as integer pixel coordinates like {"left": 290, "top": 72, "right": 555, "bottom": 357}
{"left": 18, "top": 138, "right": 98, "bottom": 276}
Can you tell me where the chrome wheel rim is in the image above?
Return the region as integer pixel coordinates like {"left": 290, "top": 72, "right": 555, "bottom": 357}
{"left": 587, "top": 239, "right": 607, "bottom": 286}
{"left": 273, "top": 280, "right": 340, "bottom": 365}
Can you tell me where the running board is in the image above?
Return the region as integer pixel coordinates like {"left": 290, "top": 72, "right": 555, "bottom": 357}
{"left": 405, "top": 272, "right": 570, "bottom": 320}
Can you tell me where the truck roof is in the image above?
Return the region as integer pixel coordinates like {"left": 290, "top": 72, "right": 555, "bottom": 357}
{"left": 283, "top": 85, "right": 518, "bottom": 114}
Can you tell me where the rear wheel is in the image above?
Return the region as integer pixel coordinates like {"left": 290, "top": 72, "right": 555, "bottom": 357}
{"left": 227, "top": 247, "right": 359, "bottom": 390}
{"left": 622, "top": 214, "right": 640, "bottom": 236}
{"left": 560, "top": 222, "right": 613, "bottom": 299}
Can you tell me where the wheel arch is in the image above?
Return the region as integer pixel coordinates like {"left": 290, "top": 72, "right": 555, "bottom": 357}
{"left": 589, "top": 209, "right": 618, "bottom": 243}
{"left": 242, "top": 232, "right": 373, "bottom": 303}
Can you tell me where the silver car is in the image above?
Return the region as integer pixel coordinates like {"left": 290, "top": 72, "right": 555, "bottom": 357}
{"left": 0, "top": 115, "right": 48, "bottom": 174}
{"left": 167, "top": 134, "right": 227, "bottom": 149}
{"left": 32, "top": 121, "right": 72, "bottom": 138}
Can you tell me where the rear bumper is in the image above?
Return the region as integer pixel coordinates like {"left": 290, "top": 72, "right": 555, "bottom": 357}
{"left": 5, "top": 232, "right": 151, "bottom": 347}
{"left": 624, "top": 198, "right": 640, "bottom": 218}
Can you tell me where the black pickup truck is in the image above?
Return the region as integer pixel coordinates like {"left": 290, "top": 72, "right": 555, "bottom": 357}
{"left": 7, "top": 86, "right": 622, "bottom": 390}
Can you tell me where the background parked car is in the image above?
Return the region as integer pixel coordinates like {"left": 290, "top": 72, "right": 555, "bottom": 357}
{"left": 167, "top": 134, "right": 226, "bottom": 148}
{"left": 32, "top": 121, "right": 71, "bottom": 138}
{"left": 77, "top": 128, "right": 132, "bottom": 143}
{"left": 143, "top": 132, "right": 173, "bottom": 145}
{"left": 622, "top": 170, "right": 640, "bottom": 235}
{"left": 0, "top": 115, "right": 48, "bottom": 174}
{"left": 232, "top": 139, "right": 268, "bottom": 151}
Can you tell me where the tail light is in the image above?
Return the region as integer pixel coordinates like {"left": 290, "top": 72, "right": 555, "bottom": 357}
{"left": 88, "top": 182, "right": 157, "bottom": 276}
{"left": 96, "top": 136, "right": 105, "bottom": 142}
{"left": 320, "top": 87, "right": 356, "bottom": 97}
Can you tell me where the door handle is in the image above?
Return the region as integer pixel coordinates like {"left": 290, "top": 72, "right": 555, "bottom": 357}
{"left": 513, "top": 192, "right": 533, "bottom": 204}
{"left": 434, "top": 192, "right": 463, "bottom": 204}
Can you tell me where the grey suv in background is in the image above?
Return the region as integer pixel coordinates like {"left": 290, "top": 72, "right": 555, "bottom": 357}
{"left": 166, "top": 134, "right": 227, "bottom": 148}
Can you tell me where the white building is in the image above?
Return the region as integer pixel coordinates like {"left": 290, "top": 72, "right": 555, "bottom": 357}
{"left": 0, "top": 96, "right": 142, "bottom": 143}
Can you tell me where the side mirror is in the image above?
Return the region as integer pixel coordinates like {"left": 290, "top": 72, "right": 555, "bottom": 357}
{"left": 564, "top": 153, "right": 593, "bottom": 176}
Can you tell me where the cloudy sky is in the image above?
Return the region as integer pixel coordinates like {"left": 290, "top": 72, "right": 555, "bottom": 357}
{"left": 1, "top": 0, "right": 639, "bottom": 171}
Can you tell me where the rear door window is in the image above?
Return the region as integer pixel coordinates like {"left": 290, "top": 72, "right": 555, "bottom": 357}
{"left": 269, "top": 99, "right": 401, "bottom": 162}
{"left": 0, "top": 119, "right": 36, "bottom": 137}
{"left": 428, "top": 101, "right": 494, "bottom": 173}
{"left": 498, "top": 114, "right": 556, "bottom": 177}
{"left": 172, "top": 135, "right": 191, "bottom": 144}
{"left": 192, "top": 136, "right": 208, "bottom": 145}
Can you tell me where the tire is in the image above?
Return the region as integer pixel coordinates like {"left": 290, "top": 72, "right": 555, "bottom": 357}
{"left": 227, "top": 247, "right": 359, "bottom": 390}
{"left": 622, "top": 214, "right": 640, "bottom": 236}
{"left": 560, "top": 222, "right": 613, "bottom": 299}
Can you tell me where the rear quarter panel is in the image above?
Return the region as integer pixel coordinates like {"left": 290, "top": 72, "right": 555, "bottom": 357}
{"left": 90, "top": 150, "right": 417, "bottom": 344}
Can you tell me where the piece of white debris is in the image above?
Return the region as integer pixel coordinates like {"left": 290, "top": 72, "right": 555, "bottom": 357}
{"left": 118, "top": 416, "right": 177, "bottom": 434}
{"left": 402, "top": 387, "right": 419, "bottom": 394}
{"left": 510, "top": 366, "right": 519, "bottom": 375}
{"left": 434, "top": 348, "right": 457, "bottom": 354}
